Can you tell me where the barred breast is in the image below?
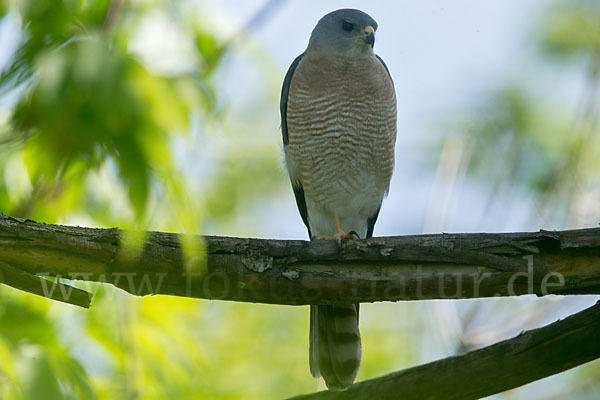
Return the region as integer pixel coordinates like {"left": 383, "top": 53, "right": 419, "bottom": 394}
{"left": 285, "top": 51, "right": 397, "bottom": 235}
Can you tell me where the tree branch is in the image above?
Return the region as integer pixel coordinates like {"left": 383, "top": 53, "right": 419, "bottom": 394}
{"left": 0, "top": 213, "right": 599, "bottom": 307}
{"left": 0, "top": 260, "right": 92, "bottom": 307}
{"left": 287, "top": 300, "right": 600, "bottom": 400}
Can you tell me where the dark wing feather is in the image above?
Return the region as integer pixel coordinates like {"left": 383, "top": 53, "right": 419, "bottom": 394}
{"left": 281, "top": 53, "right": 311, "bottom": 237}
{"left": 280, "top": 53, "right": 304, "bottom": 145}
{"left": 293, "top": 187, "right": 311, "bottom": 238}
{"left": 375, "top": 54, "right": 393, "bottom": 83}
{"left": 366, "top": 205, "right": 381, "bottom": 239}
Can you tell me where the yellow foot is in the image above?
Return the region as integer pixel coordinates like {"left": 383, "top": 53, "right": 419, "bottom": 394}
{"left": 315, "top": 215, "right": 359, "bottom": 242}
{"left": 316, "top": 232, "right": 357, "bottom": 241}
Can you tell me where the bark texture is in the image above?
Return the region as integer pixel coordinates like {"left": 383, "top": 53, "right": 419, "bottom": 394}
{"left": 0, "top": 213, "right": 599, "bottom": 307}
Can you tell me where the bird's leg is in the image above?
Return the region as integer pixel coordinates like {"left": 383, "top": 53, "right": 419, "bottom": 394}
{"left": 316, "top": 215, "right": 357, "bottom": 245}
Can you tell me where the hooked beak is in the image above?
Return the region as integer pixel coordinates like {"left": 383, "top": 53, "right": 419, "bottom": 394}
{"left": 364, "top": 25, "right": 375, "bottom": 47}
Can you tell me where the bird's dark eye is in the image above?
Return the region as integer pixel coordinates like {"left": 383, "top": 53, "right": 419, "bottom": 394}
{"left": 341, "top": 20, "right": 354, "bottom": 32}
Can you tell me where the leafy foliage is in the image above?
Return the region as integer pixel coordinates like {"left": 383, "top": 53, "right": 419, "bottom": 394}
{"left": 0, "top": 0, "right": 224, "bottom": 223}
{"left": 0, "top": 0, "right": 294, "bottom": 399}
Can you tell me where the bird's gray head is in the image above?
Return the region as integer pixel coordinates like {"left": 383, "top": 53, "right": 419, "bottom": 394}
{"left": 307, "top": 9, "right": 378, "bottom": 57}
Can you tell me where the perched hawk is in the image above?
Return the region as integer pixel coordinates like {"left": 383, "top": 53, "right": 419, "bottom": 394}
{"left": 280, "top": 9, "right": 397, "bottom": 390}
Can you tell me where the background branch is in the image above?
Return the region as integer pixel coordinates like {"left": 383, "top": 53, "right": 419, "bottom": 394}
{"left": 288, "top": 300, "right": 600, "bottom": 400}
{"left": 0, "top": 260, "right": 92, "bottom": 307}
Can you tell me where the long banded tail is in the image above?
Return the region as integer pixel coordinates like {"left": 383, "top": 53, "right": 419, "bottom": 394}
{"left": 309, "top": 304, "right": 361, "bottom": 390}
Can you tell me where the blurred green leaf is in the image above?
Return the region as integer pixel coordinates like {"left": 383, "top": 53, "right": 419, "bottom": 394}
{"left": 542, "top": 2, "right": 600, "bottom": 59}
{"left": 194, "top": 28, "right": 224, "bottom": 77}
{"left": 0, "top": 0, "right": 111, "bottom": 94}
{"left": 21, "top": 349, "right": 64, "bottom": 400}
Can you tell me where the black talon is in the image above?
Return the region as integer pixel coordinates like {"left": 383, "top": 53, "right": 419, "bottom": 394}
{"left": 348, "top": 230, "right": 361, "bottom": 239}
